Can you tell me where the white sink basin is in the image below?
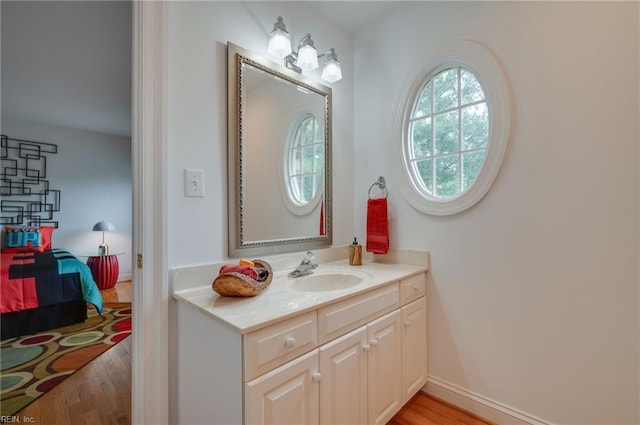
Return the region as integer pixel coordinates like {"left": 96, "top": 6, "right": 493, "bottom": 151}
{"left": 287, "top": 271, "right": 371, "bottom": 292}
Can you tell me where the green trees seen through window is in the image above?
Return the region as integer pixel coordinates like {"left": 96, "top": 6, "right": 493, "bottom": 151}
{"left": 408, "top": 67, "right": 488, "bottom": 199}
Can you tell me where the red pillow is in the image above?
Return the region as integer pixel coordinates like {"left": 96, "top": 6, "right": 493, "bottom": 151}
{"left": 2, "top": 226, "right": 54, "bottom": 253}
{"left": 38, "top": 226, "right": 54, "bottom": 250}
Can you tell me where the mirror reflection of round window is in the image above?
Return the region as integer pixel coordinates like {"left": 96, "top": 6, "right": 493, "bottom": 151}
{"left": 285, "top": 113, "right": 324, "bottom": 209}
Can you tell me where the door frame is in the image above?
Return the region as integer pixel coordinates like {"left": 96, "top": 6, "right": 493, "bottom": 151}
{"left": 132, "top": 1, "right": 168, "bottom": 423}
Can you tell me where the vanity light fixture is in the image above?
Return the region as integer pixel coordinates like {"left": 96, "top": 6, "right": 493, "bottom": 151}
{"left": 267, "top": 16, "right": 342, "bottom": 83}
{"left": 267, "top": 16, "right": 292, "bottom": 59}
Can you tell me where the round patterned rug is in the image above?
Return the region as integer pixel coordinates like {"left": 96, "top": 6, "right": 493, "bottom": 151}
{"left": 0, "top": 303, "right": 131, "bottom": 417}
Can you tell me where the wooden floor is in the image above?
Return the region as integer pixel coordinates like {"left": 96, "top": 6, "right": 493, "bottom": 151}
{"left": 388, "top": 392, "right": 494, "bottom": 425}
{"left": 15, "top": 280, "right": 491, "bottom": 425}
{"left": 17, "top": 281, "right": 133, "bottom": 425}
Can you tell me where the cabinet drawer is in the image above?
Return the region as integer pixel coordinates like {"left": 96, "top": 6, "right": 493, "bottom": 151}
{"left": 400, "top": 273, "right": 426, "bottom": 305}
{"left": 244, "top": 311, "right": 318, "bottom": 381}
{"left": 318, "top": 283, "right": 399, "bottom": 344}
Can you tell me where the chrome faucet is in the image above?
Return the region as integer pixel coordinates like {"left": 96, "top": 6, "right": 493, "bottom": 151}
{"left": 288, "top": 251, "right": 318, "bottom": 278}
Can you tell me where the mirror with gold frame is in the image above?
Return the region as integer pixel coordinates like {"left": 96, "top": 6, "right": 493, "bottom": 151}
{"left": 227, "top": 42, "right": 332, "bottom": 257}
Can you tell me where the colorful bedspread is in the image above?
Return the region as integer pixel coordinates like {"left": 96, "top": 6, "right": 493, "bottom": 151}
{"left": 0, "top": 249, "right": 103, "bottom": 314}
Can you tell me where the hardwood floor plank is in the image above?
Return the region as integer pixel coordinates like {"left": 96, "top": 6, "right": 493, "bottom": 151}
{"left": 89, "top": 358, "right": 107, "bottom": 389}
{"left": 53, "top": 396, "right": 73, "bottom": 425}
{"left": 65, "top": 400, "right": 83, "bottom": 425}
{"left": 81, "top": 409, "right": 102, "bottom": 425}
{"left": 62, "top": 374, "right": 80, "bottom": 406}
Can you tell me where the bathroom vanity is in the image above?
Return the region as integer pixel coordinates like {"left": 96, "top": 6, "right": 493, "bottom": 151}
{"left": 172, "top": 248, "right": 429, "bottom": 425}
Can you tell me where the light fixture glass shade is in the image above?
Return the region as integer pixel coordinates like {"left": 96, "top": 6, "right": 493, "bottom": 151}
{"left": 267, "top": 17, "right": 292, "bottom": 59}
{"left": 295, "top": 34, "right": 319, "bottom": 71}
{"left": 267, "top": 18, "right": 344, "bottom": 80}
{"left": 321, "top": 49, "right": 342, "bottom": 82}
{"left": 268, "top": 31, "right": 292, "bottom": 58}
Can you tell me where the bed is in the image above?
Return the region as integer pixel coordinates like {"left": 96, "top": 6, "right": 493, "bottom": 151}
{"left": 0, "top": 226, "right": 103, "bottom": 340}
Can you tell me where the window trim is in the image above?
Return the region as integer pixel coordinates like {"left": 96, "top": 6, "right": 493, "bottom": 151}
{"left": 392, "top": 40, "right": 512, "bottom": 216}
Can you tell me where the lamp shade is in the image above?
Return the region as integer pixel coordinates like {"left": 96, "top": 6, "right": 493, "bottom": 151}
{"left": 295, "top": 34, "right": 318, "bottom": 71}
{"left": 322, "top": 61, "right": 342, "bottom": 82}
{"left": 267, "top": 16, "right": 292, "bottom": 59}
{"left": 92, "top": 221, "right": 115, "bottom": 232}
{"left": 321, "top": 48, "right": 342, "bottom": 83}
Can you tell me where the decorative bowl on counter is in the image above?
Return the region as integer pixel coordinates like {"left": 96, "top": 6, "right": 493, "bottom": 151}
{"left": 212, "top": 259, "right": 273, "bottom": 297}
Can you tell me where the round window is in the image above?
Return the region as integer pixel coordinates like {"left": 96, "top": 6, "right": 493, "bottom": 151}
{"left": 408, "top": 67, "right": 488, "bottom": 200}
{"left": 393, "top": 40, "right": 511, "bottom": 215}
{"left": 283, "top": 113, "right": 324, "bottom": 215}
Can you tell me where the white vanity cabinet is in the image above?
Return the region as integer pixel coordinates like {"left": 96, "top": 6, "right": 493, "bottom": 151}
{"left": 175, "top": 268, "right": 427, "bottom": 425}
{"left": 246, "top": 350, "right": 320, "bottom": 425}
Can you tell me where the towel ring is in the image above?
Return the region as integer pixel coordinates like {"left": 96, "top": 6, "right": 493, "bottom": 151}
{"left": 368, "top": 176, "right": 388, "bottom": 199}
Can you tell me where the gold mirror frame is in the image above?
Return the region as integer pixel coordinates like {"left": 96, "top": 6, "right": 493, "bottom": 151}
{"left": 227, "top": 42, "right": 333, "bottom": 257}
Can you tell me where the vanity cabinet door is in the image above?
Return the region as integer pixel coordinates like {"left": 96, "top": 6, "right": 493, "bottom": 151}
{"left": 318, "top": 327, "right": 368, "bottom": 425}
{"left": 245, "top": 350, "right": 320, "bottom": 425}
{"left": 367, "top": 309, "right": 402, "bottom": 425}
{"left": 401, "top": 297, "right": 427, "bottom": 404}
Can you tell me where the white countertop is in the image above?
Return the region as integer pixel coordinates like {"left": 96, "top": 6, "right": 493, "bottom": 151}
{"left": 172, "top": 248, "right": 429, "bottom": 334}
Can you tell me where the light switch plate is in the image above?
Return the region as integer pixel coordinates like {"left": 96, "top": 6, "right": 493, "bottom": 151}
{"left": 184, "top": 168, "right": 204, "bottom": 197}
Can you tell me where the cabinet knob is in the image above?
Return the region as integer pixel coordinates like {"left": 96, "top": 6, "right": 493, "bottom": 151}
{"left": 404, "top": 320, "right": 411, "bottom": 327}
{"left": 285, "top": 336, "right": 296, "bottom": 348}
{"left": 312, "top": 372, "right": 322, "bottom": 382}
{"left": 370, "top": 338, "right": 378, "bottom": 347}
{"left": 363, "top": 343, "right": 371, "bottom": 352}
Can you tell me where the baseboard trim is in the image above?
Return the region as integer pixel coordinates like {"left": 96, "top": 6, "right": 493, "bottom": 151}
{"left": 118, "top": 272, "right": 132, "bottom": 282}
{"left": 425, "top": 376, "right": 553, "bottom": 425}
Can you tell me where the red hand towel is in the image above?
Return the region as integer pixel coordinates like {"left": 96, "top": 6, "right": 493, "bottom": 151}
{"left": 319, "top": 199, "right": 325, "bottom": 236}
{"left": 366, "top": 198, "right": 389, "bottom": 254}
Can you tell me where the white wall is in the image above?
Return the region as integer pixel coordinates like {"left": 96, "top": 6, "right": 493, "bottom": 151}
{"left": 166, "top": 1, "right": 354, "bottom": 267}
{"left": 354, "top": 2, "right": 639, "bottom": 424}
{"left": 2, "top": 118, "right": 133, "bottom": 280}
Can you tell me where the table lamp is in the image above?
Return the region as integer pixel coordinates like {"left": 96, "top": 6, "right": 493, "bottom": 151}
{"left": 92, "top": 221, "right": 115, "bottom": 255}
